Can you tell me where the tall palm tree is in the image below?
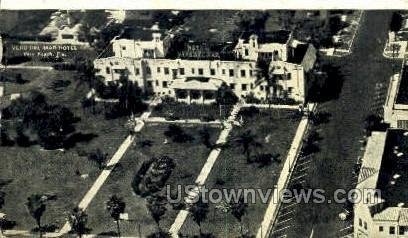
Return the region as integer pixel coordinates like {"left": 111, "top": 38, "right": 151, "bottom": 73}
{"left": 106, "top": 195, "right": 126, "bottom": 237}
{"left": 230, "top": 195, "right": 247, "bottom": 236}
{"left": 255, "top": 59, "right": 274, "bottom": 107}
{"left": 235, "top": 130, "right": 262, "bottom": 163}
{"left": 147, "top": 195, "right": 167, "bottom": 233}
{"left": 26, "top": 194, "right": 46, "bottom": 237}
{"left": 190, "top": 196, "right": 209, "bottom": 236}
{"left": 68, "top": 207, "right": 88, "bottom": 238}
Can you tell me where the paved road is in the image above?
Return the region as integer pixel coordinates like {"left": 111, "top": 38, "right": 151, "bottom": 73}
{"left": 273, "top": 11, "right": 402, "bottom": 238}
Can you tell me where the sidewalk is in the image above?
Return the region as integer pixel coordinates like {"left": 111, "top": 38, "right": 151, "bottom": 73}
{"left": 256, "top": 103, "right": 316, "bottom": 238}
{"left": 168, "top": 103, "right": 242, "bottom": 237}
{"left": 52, "top": 98, "right": 160, "bottom": 237}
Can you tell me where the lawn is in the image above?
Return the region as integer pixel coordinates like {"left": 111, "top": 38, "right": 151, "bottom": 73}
{"left": 0, "top": 68, "right": 129, "bottom": 231}
{"left": 151, "top": 100, "right": 232, "bottom": 121}
{"left": 85, "top": 123, "right": 220, "bottom": 237}
{"left": 179, "top": 108, "right": 302, "bottom": 237}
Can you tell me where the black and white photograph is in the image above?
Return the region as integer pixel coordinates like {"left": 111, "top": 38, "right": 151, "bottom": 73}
{"left": 0, "top": 1, "right": 405, "bottom": 237}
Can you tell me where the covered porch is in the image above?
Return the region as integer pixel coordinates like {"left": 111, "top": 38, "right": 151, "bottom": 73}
{"left": 170, "top": 77, "right": 223, "bottom": 104}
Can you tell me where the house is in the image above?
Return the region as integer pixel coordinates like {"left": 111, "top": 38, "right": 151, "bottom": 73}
{"left": 384, "top": 62, "right": 408, "bottom": 128}
{"left": 354, "top": 129, "right": 408, "bottom": 237}
{"left": 94, "top": 29, "right": 316, "bottom": 104}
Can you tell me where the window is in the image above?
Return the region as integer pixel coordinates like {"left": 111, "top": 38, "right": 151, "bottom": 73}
{"left": 162, "top": 81, "right": 168, "bottom": 88}
{"left": 164, "top": 67, "right": 169, "bottom": 75}
{"left": 122, "top": 46, "right": 126, "bottom": 50}
{"left": 179, "top": 68, "right": 185, "bottom": 75}
{"left": 245, "top": 48, "right": 249, "bottom": 56}
{"left": 379, "top": 226, "right": 383, "bottom": 232}
{"left": 146, "top": 67, "right": 151, "bottom": 75}
{"left": 390, "top": 226, "right": 395, "bottom": 235}
{"left": 198, "top": 68, "right": 204, "bottom": 75}
{"left": 250, "top": 83, "right": 254, "bottom": 89}
{"left": 397, "top": 120, "right": 408, "bottom": 129}
{"left": 155, "top": 80, "right": 159, "bottom": 86}
{"left": 249, "top": 70, "right": 253, "bottom": 77}
{"left": 210, "top": 68, "right": 216, "bottom": 76}
{"left": 287, "top": 73, "right": 292, "bottom": 80}
{"left": 260, "top": 85, "right": 264, "bottom": 91}
{"left": 147, "top": 81, "right": 153, "bottom": 87}
{"left": 364, "top": 222, "right": 367, "bottom": 230}
{"left": 192, "top": 68, "right": 195, "bottom": 74}
{"left": 230, "top": 83, "right": 235, "bottom": 90}
{"left": 242, "top": 84, "right": 247, "bottom": 91}
{"left": 240, "top": 69, "right": 246, "bottom": 77}
{"left": 222, "top": 69, "right": 226, "bottom": 75}
{"left": 229, "top": 69, "right": 234, "bottom": 77}
{"left": 106, "top": 67, "right": 111, "bottom": 74}
{"left": 400, "top": 226, "right": 406, "bottom": 235}
{"left": 359, "top": 219, "right": 362, "bottom": 227}
{"left": 135, "top": 68, "right": 140, "bottom": 75}
{"left": 157, "top": 67, "right": 161, "bottom": 73}
{"left": 288, "top": 87, "right": 293, "bottom": 93}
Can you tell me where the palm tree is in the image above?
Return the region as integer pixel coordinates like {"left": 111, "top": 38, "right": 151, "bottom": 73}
{"left": 106, "top": 195, "right": 126, "bottom": 237}
{"left": 26, "top": 194, "right": 46, "bottom": 237}
{"left": 235, "top": 130, "right": 262, "bottom": 163}
{"left": 230, "top": 195, "right": 247, "bottom": 236}
{"left": 255, "top": 59, "right": 274, "bottom": 107}
{"left": 68, "top": 207, "right": 88, "bottom": 238}
{"left": 147, "top": 195, "right": 167, "bottom": 234}
{"left": 190, "top": 196, "right": 209, "bottom": 236}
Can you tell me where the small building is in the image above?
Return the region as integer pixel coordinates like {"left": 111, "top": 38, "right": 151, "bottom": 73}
{"left": 354, "top": 129, "right": 408, "bottom": 237}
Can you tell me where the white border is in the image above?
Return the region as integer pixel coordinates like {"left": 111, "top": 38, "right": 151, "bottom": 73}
{"left": 2, "top": 0, "right": 408, "bottom": 10}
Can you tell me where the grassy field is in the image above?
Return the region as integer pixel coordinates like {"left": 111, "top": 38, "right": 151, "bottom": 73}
{"left": 85, "top": 124, "right": 220, "bottom": 237}
{"left": 151, "top": 101, "right": 232, "bottom": 121}
{"left": 0, "top": 68, "right": 129, "bottom": 231}
{"left": 179, "top": 109, "right": 301, "bottom": 237}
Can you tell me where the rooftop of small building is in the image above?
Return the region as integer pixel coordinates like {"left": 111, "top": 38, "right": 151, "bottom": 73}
{"left": 396, "top": 63, "right": 408, "bottom": 104}
{"left": 239, "top": 30, "right": 292, "bottom": 44}
{"left": 376, "top": 129, "right": 408, "bottom": 208}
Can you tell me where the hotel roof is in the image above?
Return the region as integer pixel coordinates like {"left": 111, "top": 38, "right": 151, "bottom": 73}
{"left": 358, "top": 129, "right": 408, "bottom": 222}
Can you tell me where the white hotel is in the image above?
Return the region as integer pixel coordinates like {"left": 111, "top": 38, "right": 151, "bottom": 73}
{"left": 94, "top": 28, "right": 316, "bottom": 104}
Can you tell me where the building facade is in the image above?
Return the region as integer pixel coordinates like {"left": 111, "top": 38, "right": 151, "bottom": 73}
{"left": 94, "top": 30, "right": 315, "bottom": 104}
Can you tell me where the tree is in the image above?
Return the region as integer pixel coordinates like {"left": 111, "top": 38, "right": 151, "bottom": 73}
{"left": 106, "top": 195, "right": 126, "bottom": 237}
{"left": 26, "top": 194, "right": 46, "bottom": 236}
{"left": 117, "top": 71, "right": 147, "bottom": 116}
{"left": 147, "top": 195, "right": 167, "bottom": 233}
{"left": 88, "top": 149, "right": 108, "bottom": 169}
{"left": 0, "top": 128, "right": 14, "bottom": 147}
{"left": 235, "top": 130, "right": 262, "bottom": 163}
{"left": 230, "top": 195, "right": 247, "bottom": 235}
{"left": 198, "top": 127, "right": 212, "bottom": 148}
{"left": 190, "top": 196, "right": 209, "bottom": 236}
{"left": 215, "top": 82, "right": 238, "bottom": 106}
{"left": 255, "top": 59, "right": 274, "bottom": 107}
{"left": 68, "top": 207, "right": 88, "bottom": 238}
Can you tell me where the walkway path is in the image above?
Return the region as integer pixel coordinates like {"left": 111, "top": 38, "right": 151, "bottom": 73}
{"left": 256, "top": 103, "right": 316, "bottom": 238}
{"left": 146, "top": 117, "right": 222, "bottom": 126}
{"left": 54, "top": 98, "right": 160, "bottom": 237}
{"left": 0, "top": 65, "right": 54, "bottom": 70}
{"left": 168, "top": 103, "right": 242, "bottom": 237}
